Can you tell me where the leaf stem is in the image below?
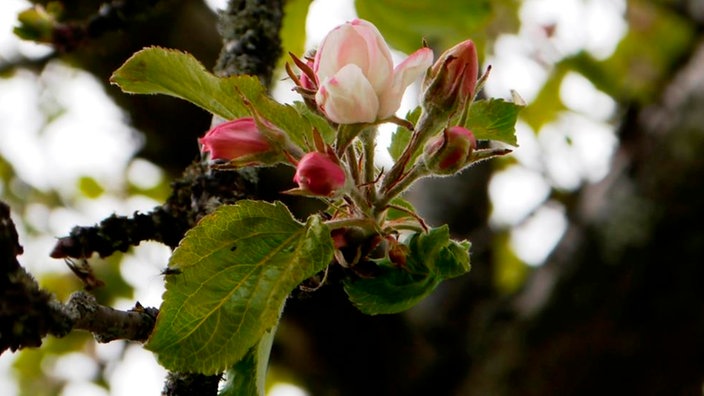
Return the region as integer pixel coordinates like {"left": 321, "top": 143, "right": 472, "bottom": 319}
{"left": 344, "top": 144, "right": 360, "bottom": 186}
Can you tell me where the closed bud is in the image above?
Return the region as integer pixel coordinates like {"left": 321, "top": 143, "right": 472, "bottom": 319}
{"left": 293, "top": 152, "right": 347, "bottom": 196}
{"left": 199, "top": 117, "right": 287, "bottom": 167}
{"left": 199, "top": 118, "right": 269, "bottom": 159}
{"left": 423, "top": 126, "right": 477, "bottom": 174}
{"left": 421, "top": 40, "right": 478, "bottom": 115}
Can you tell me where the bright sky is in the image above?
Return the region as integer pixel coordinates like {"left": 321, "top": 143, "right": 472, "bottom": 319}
{"left": 0, "top": 0, "right": 627, "bottom": 394}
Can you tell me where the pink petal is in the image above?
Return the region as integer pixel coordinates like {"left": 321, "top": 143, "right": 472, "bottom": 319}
{"left": 314, "top": 19, "right": 393, "bottom": 95}
{"left": 377, "top": 47, "right": 434, "bottom": 119}
{"left": 350, "top": 19, "right": 394, "bottom": 93}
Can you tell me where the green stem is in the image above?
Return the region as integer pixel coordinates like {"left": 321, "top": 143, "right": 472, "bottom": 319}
{"left": 361, "top": 128, "right": 378, "bottom": 203}
{"left": 377, "top": 162, "right": 430, "bottom": 210}
{"left": 345, "top": 144, "right": 360, "bottom": 186}
{"left": 335, "top": 123, "right": 366, "bottom": 157}
{"left": 346, "top": 185, "right": 372, "bottom": 215}
{"left": 381, "top": 110, "right": 444, "bottom": 195}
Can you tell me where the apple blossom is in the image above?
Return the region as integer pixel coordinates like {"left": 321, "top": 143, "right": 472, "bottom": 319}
{"left": 199, "top": 117, "right": 271, "bottom": 161}
{"left": 294, "top": 152, "right": 347, "bottom": 196}
{"left": 313, "top": 19, "right": 433, "bottom": 124}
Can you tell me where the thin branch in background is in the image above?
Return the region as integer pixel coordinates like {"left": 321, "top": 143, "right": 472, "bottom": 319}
{"left": 50, "top": 161, "right": 255, "bottom": 259}
{"left": 0, "top": 202, "right": 158, "bottom": 354}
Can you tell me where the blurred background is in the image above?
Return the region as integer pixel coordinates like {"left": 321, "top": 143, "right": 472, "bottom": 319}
{"left": 1, "top": 0, "right": 704, "bottom": 395}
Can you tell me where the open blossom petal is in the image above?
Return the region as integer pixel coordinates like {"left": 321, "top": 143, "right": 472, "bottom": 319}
{"left": 312, "top": 18, "right": 433, "bottom": 124}
{"left": 315, "top": 19, "right": 393, "bottom": 94}
{"left": 316, "top": 64, "right": 379, "bottom": 124}
{"left": 378, "top": 47, "right": 434, "bottom": 119}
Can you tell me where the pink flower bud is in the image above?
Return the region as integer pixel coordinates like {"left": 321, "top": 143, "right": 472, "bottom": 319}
{"left": 199, "top": 117, "right": 271, "bottom": 161}
{"left": 313, "top": 19, "right": 433, "bottom": 123}
{"left": 294, "top": 152, "right": 346, "bottom": 196}
{"left": 423, "top": 126, "right": 477, "bottom": 174}
{"left": 422, "top": 39, "right": 479, "bottom": 115}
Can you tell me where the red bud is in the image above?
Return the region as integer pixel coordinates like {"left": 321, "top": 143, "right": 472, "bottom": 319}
{"left": 293, "top": 152, "right": 347, "bottom": 196}
{"left": 422, "top": 40, "right": 479, "bottom": 115}
{"left": 423, "top": 126, "right": 477, "bottom": 174}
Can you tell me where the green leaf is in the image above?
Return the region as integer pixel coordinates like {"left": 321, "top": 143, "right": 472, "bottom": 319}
{"left": 385, "top": 197, "right": 417, "bottom": 221}
{"left": 293, "top": 102, "right": 336, "bottom": 145}
{"left": 463, "top": 99, "right": 522, "bottom": 146}
{"left": 147, "top": 200, "right": 333, "bottom": 374}
{"left": 110, "top": 47, "right": 256, "bottom": 120}
{"left": 388, "top": 106, "right": 421, "bottom": 161}
{"left": 14, "top": 7, "right": 55, "bottom": 42}
{"left": 344, "top": 225, "right": 470, "bottom": 315}
{"left": 110, "top": 47, "right": 319, "bottom": 151}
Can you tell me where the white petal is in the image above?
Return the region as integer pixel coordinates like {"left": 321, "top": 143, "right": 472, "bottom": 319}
{"left": 316, "top": 64, "right": 379, "bottom": 124}
{"left": 377, "top": 47, "right": 434, "bottom": 119}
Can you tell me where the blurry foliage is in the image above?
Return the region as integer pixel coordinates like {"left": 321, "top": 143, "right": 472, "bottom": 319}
{"left": 356, "top": 0, "right": 520, "bottom": 58}
{"left": 278, "top": 0, "right": 311, "bottom": 70}
{"left": 77, "top": 176, "right": 105, "bottom": 199}
{"left": 523, "top": 0, "right": 698, "bottom": 130}
{"left": 492, "top": 230, "right": 527, "bottom": 294}
{"left": 13, "top": 332, "right": 96, "bottom": 396}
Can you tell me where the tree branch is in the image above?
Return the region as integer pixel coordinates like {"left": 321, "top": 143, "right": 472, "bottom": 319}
{"left": 214, "top": 0, "right": 284, "bottom": 86}
{"left": 0, "top": 201, "right": 71, "bottom": 353}
{"left": 66, "top": 291, "right": 158, "bottom": 343}
{"left": 1, "top": 201, "right": 158, "bottom": 354}
{"left": 51, "top": 161, "right": 256, "bottom": 258}
{"left": 15, "top": 1, "right": 286, "bottom": 394}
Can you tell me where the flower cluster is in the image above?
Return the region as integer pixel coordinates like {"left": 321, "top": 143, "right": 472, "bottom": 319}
{"left": 199, "top": 18, "right": 509, "bottom": 256}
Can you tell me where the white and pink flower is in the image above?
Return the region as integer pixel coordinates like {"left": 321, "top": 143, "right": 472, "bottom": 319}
{"left": 313, "top": 19, "right": 433, "bottom": 124}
